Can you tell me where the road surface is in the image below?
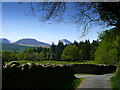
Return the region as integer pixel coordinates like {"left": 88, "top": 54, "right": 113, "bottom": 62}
{"left": 75, "top": 73, "right": 114, "bottom": 89}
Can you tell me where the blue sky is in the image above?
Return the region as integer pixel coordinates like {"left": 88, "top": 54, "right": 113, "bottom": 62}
{"left": 2, "top": 2, "right": 101, "bottom": 44}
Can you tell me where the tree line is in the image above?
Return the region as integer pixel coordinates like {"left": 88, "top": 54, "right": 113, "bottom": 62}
{"left": 2, "top": 39, "right": 99, "bottom": 62}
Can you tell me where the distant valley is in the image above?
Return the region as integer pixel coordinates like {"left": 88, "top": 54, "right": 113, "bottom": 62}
{"left": 0, "top": 43, "right": 36, "bottom": 52}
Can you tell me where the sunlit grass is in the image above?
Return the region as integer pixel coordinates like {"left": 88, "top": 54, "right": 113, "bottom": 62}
{"left": 5, "top": 60, "right": 96, "bottom": 65}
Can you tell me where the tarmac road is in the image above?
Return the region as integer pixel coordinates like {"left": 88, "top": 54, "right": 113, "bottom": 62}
{"left": 75, "top": 73, "right": 114, "bottom": 89}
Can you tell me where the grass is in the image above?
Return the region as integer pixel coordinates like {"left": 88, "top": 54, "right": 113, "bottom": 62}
{"left": 5, "top": 60, "right": 96, "bottom": 65}
{"left": 75, "top": 73, "right": 94, "bottom": 75}
{"left": 61, "top": 78, "right": 85, "bottom": 89}
{"left": 71, "top": 78, "right": 85, "bottom": 88}
{"left": 110, "top": 75, "right": 120, "bottom": 89}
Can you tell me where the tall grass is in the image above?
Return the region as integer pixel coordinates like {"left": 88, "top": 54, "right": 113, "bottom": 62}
{"left": 110, "top": 76, "right": 120, "bottom": 89}
{"left": 61, "top": 78, "right": 85, "bottom": 89}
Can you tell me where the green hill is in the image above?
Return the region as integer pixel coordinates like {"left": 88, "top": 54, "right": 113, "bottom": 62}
{"left": 0, "top": 43, "right": 36, "bottom": 52}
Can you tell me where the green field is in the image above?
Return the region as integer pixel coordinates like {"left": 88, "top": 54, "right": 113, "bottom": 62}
{"left": 5, "top": 60, "right": 96, "bottom": 64}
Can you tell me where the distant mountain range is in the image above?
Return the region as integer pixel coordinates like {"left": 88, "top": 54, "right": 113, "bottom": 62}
{"left": 0, "top": 38, "right": 73, "bottom": 45}
{"left": 0, "top": 38, "right": 73, "bottom": 51}
{"left": 0, "top": 38, "right": 10, "bottom": 43}
{"left": 0, "top": 38, "right": 50, "bottom": 47}
{"left": 60, "top": 39, "right": 72, "bottom": 45}
{"left": 0, "top": 38, "right": 50, "bottom": 52}
{"left": 14, "top": 38, "right": 50, "bottom": 47}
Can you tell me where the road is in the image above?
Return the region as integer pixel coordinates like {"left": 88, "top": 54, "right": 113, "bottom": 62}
{"left": 75, "top": 73, "right": 114, "bottom": 89}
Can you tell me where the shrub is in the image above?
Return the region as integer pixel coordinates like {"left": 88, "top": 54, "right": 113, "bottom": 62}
{"left": 115, "top": 61, "right": 120, "bottom": 81}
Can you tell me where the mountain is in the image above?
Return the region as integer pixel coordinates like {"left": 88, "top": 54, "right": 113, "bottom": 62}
{"left": 13, "top": 38, "right": 50, "bottom": 47}
{"left": 60, "top": 39, "right": 72, "bottom": 45}
{"left": 0, "top": 42, "right": 36, "bottom": 52}
{"left": 0, "top": 38, "right": 10, "bottom": 43}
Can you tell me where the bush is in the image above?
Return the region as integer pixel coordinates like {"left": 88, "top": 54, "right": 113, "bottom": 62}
{"left": 115, "top": 62, "right": 120, "bottom": 81}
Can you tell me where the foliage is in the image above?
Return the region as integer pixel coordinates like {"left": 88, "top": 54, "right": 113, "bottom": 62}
{"left": 79, "top": 40, "right": 91, "bottom": 60}
{"left": 55, "top": 40, "right": 64, "bottom": 60}
{"left": 20, "top": 2, "right": 120, "bottom": 32}
{"left": 113, "top": 62, "right": 120, "bottom": 89}
{"left": 115, "top": 62, "right": 120, "bottom": 81}
{"left": 95, "top": 28, "right": 120, "bottom": 65}
{"left": 17, "top": 52, "right": 25, "bottom": 60}
{"left": 61, "top": 78, "right": 85, "bottom": 89}
{"left": 61, "top": 45, "right": 79, "bottom": 61}
{"left": 1, "top": 42, "right": 36, "bottom": 52}
{"left": 90, "top": 40, "right": 99, "bottom": 60}
{"left": 2, "top": 50, "right": 13, "bottom": 62}
{"left": 2, "top": 39, "right": 99, "bottom": 62}
{"left": 110, "top": 76, "right": 120, "bottom": 89}
{"left": 39, "top": 49, "right": 47, "bottom": 61}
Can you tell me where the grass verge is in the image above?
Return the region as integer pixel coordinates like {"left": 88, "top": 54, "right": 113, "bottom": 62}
{"left": 110, "top": 75, "right": 120, "bottom": 89}
{"left": 75, "top": 73, "right": 94, "bottom": 75}
{"left": 61, "top": 78, "right": 85, "bottom": 90}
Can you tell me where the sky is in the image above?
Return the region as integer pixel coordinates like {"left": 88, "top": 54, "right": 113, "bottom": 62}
{"left": 2, "top": 2, "right": 101, "bottom": 45}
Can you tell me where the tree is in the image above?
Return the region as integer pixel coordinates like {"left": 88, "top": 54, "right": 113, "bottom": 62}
{"left": 95, "top": 27, "right": 120, "bottom": 65}
{"left": 98, "top": 2, "right": 120, "bottom": 27}
{"left": 55, "top": 40, "right": 64, "bottom": 60}
{"left": 50, "top": 42, "right": 56, "bottom": 53}
{"left": 17, "top": 52, "right": 25, "bottom": 60}
{"left": 90, "top": 40, "right": 99, "bottom": 60}
{"left": 40, "top": 49, "right": 47, "bottom": 61}
{"left": 61, "top": 45, "right": 79, "bottom": 61}
{"left": 34, "top": 53, "right": 40, "bottom": 61}
{"left": 19, "top": 2, "right": 120, "bottom": 34}
{"left": 35, "top": 47, "right": 43, "bottom": 53}
{"left": 73, "top": 40, "right": 78, "bottom": 47}
{"left": 115, "top": 61, "right": 120, "bottom": 81}
{"left": 49, "top": 42, "right": 56, "bottom": 60}
{"left": 23, "top": 48, "right": 35, "bottom": 60}
{"left": 2, "top": 50, "right": 12, "bottom": 62}
{"left": 79, "top": 40, "right": 91, "bottom": 60}
{"left": 10, "top": 52, "right": 18, "bottom": 61}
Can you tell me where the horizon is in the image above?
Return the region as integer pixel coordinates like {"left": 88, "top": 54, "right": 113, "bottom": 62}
{"left": 2, "top": 2, "right": 104, "bottom": 45}
{"left": 0, "top": 37, "right": 99, "bottom": 45}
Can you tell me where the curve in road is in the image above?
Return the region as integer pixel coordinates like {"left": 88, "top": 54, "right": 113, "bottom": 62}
{"left": 75, "top": 73, "right": 114, "bottom": 89}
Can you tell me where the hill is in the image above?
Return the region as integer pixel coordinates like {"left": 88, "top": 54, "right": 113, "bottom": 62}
{"left": 0, "top": 43, "right": 36, "bottom": 52}
{"left": 0, "top": 38, "right": 10, "bottom": 43}
{"left": 14, "top": 38, "right": 50, "bottom": 47}
{"left": 60, "top": 39, "right": 72, "bottom": 45}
